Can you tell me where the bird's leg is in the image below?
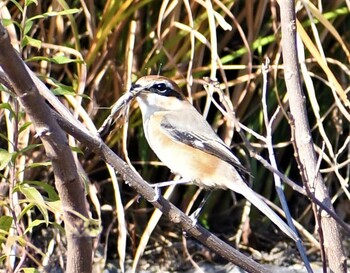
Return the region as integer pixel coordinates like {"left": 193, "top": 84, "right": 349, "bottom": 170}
{"left": 189, "top": 191, "right": 212, "bottom": 226}
{"left": 149, "top": 178, "right": 191, "bottom": 202}
{"left": 150, "top": 178, "right": 191, "bottom": 188}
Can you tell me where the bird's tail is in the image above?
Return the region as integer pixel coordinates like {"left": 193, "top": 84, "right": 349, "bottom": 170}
{"left": 231, "top": 182, "right": 298, "bottom": 241}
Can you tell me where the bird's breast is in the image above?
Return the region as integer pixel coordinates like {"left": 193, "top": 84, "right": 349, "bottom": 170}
{"left": 144, "top": 113, "right": 242, "bottom": 189}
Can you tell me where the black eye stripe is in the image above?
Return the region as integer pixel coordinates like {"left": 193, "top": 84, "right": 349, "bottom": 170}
{"left": 132, "top": 80, "right": 185, "bottom": 100}
{"left": 154, "top": 83, "right": 167, "bottom": 91}
{"left": 150, "top": 83, "right": 184, "bottom": 100}
{"left": 150, "top": 83, "right": 169, "bottom": 94}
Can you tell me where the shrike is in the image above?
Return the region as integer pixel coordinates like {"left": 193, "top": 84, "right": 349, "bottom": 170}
{"left": 103, "top": 75, "right": 298, "bottom": 241}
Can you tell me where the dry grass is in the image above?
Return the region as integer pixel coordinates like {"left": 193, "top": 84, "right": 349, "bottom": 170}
{"left": 0, "top": 0, "right": 349, "bottom": 272}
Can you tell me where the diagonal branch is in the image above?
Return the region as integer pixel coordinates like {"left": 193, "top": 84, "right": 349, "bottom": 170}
{"left": 0, "top": 22, "right": 92, "bottom": 273}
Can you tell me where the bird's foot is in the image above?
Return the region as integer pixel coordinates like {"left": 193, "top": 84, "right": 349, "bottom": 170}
{"left": 149, "top": 185, "right": 161, "bottom": 202}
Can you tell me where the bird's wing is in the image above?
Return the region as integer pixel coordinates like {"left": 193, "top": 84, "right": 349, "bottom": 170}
{"left": 160, "top": 110, "right": 248, "bottom": 175}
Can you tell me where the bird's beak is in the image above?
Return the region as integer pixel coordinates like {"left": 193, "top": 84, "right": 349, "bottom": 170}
{"left": 130, "top": 83, "right": 144, "bottom": 96}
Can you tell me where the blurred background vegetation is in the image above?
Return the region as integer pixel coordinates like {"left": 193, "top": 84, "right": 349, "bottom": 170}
{"left": 0, "top": 0, "right": 349, "bottom": 272}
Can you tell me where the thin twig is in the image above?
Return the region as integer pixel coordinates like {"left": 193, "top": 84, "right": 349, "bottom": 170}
{"left": 261, "top": 59, "right": 312, "bottom": 273}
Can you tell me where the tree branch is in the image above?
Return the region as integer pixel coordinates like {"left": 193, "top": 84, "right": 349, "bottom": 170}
{"left": 0, "top": 22, "right": 92, "bottom": 273}
{"left": 277, "top": 1, "right": 347, "bottom": 272}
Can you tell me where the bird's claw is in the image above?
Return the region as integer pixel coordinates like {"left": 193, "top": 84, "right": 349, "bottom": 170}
{"left": 149, "top": 185, "right": 160, "bottom": 202}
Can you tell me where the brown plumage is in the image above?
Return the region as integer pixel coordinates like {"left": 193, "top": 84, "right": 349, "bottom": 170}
{"left": 131, "top": 75, "right": 298, "bottom": 241}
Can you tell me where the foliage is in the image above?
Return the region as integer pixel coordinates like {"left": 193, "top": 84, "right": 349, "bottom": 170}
{"left": 0, "top": 0, "right": 349, "bottom": 272}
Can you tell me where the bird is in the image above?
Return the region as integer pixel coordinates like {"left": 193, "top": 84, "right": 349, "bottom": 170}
{"left": 128, "top": 75, "right": 298, "bottom": 241}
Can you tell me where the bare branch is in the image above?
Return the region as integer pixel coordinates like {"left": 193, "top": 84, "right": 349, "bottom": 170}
{"left": 0, "top": 22, "right": 92, "bottom": 273}
{"left": 277, "top": 1, "right": 347, "bottom": 272}
{"left": 261, "top": 59, "right": 312, "bottom": 273}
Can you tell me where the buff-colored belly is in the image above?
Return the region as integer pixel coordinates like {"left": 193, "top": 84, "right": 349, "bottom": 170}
{"left": 145, "top": 118, "right": 241, "bottom": 189}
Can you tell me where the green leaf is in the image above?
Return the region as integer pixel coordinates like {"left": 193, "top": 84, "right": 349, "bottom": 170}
{"left": 24, "top": 180, "right": 59, "bottom": 201}
{"left": 0, "top": 254, "right": 7, "bottom": 263}
{"left": 9, "top": 0, "right": 23, "bottom": 13}
{"left": 25, "top": 0, "right": 38, "bottom": 7}
{"left": 0, "top": 133, "right": 10, "bottom": 146}
{"left": 0, "top": 149, "right": 12, "bottom": 170}
{"left": 23, "top": 20, "right": 34, "bottom": 36}
{"left": 0, "top": 103, "right": 12, "bottom": 111}
{"left": 26, "top": 55, "right": 83, "bottom": 64}
{"left": 19, "top": 143, "right": 42, "bottom": 154}
{"left": 27, "top": 9, "right": 80, "bottom": 22}
{"left": 24, "top": 219, "right": 46, "bottom": 234}
{"left": 18, "top": 203, "right": 35, "bottom": 221}
{"left": 19, "top": 121, "right": 32, "bottom": 134}
{"left": 0, "top": 216, "right": 12, "bottom": 233}
{"left": 17, "top": 184, "right": 49, "bottom": 225}
{"left": 21, "top": 268, "right": 40, "bottom": 273}
{"left": 52, "top": 85, "right": 75, "bottom": 96}
{"left": 0, "top": 216, "right": 12, "bottom": 231}
{"left": 26, "top": 14, "right": 45, "bottom": 21}
{"left": 51, "top": 55, "right": 83, "bottom": 64}
{"left": 22, "top": 35, "right": 42, "bottom": 49}
{"left": 51, "top": 220, "right": 65, "bottom": 233}
{"left": 71, "top": 146, "right": 83, "bottom": 154}
{"left": 43, "top": 8, "right": 80, "bottom": 17}
{"left": 26, "top": 161, "right": 52, "bottom": 168}
{"left": 2, "top": 18, "right": 15, "bottom": 27}
{"left": 47, "top": 201, "right": 63, "bottom": 216}
{"left": 0, "top": 102, "right": 16, "bottom": 117}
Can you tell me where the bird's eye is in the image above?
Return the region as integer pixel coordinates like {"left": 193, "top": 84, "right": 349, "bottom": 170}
{"left": 154, "top": 83, "right": 167, "bottom": 92}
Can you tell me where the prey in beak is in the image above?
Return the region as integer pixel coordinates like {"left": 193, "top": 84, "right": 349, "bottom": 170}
{"left": 97, "top": 84, "right": 143, "bottom": 136}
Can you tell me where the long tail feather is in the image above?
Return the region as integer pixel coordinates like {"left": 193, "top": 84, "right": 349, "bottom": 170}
{"left": 230, "top": 182, "right": 298, "bottom": 241}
